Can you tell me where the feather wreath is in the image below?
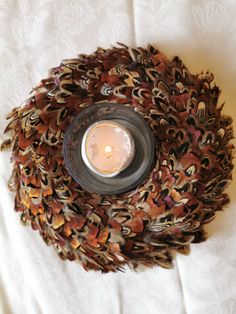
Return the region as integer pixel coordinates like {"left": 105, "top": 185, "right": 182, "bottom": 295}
{"left": 1, "top": 44, "right": 234, "bottom": 272}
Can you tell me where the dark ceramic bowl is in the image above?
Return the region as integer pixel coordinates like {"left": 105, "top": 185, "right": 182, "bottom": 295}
{"left": 63, "top": 103, "right": 155, "bottom": 195}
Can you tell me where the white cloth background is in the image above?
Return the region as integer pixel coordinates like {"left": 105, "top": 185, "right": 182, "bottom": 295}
{"left": 0, "top": 0, "right": 236, "bottom": 313}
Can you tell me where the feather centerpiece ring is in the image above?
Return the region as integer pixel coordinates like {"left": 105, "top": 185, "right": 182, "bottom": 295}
{"left": 0, "top": 44, "right": 234, "bottom": 272}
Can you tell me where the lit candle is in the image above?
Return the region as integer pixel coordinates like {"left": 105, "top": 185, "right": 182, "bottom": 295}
{"left": 81, "top": 120, "right": 135, "bottom": 177}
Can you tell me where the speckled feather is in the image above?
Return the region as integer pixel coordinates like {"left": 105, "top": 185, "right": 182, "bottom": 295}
{"left": 1, "top": 44, "right": 234, "bottom": 272}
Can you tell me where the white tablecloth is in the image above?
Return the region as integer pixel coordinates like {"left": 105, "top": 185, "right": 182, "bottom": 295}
{"left": 0, "top": 1, "right": 236, "bottom": 313}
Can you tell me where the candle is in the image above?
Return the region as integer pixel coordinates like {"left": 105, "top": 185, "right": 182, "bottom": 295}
{"left": 81, "top": 120, "right": 135, "bottom": 177}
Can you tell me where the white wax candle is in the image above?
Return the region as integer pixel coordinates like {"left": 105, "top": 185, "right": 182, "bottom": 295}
{"left": 81, "top": 120, "right": 135, "bottom": 177}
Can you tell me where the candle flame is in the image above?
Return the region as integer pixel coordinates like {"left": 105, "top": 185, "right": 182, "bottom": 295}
{"left": 105, "top": 145, "right": 112, "bottom": 153}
